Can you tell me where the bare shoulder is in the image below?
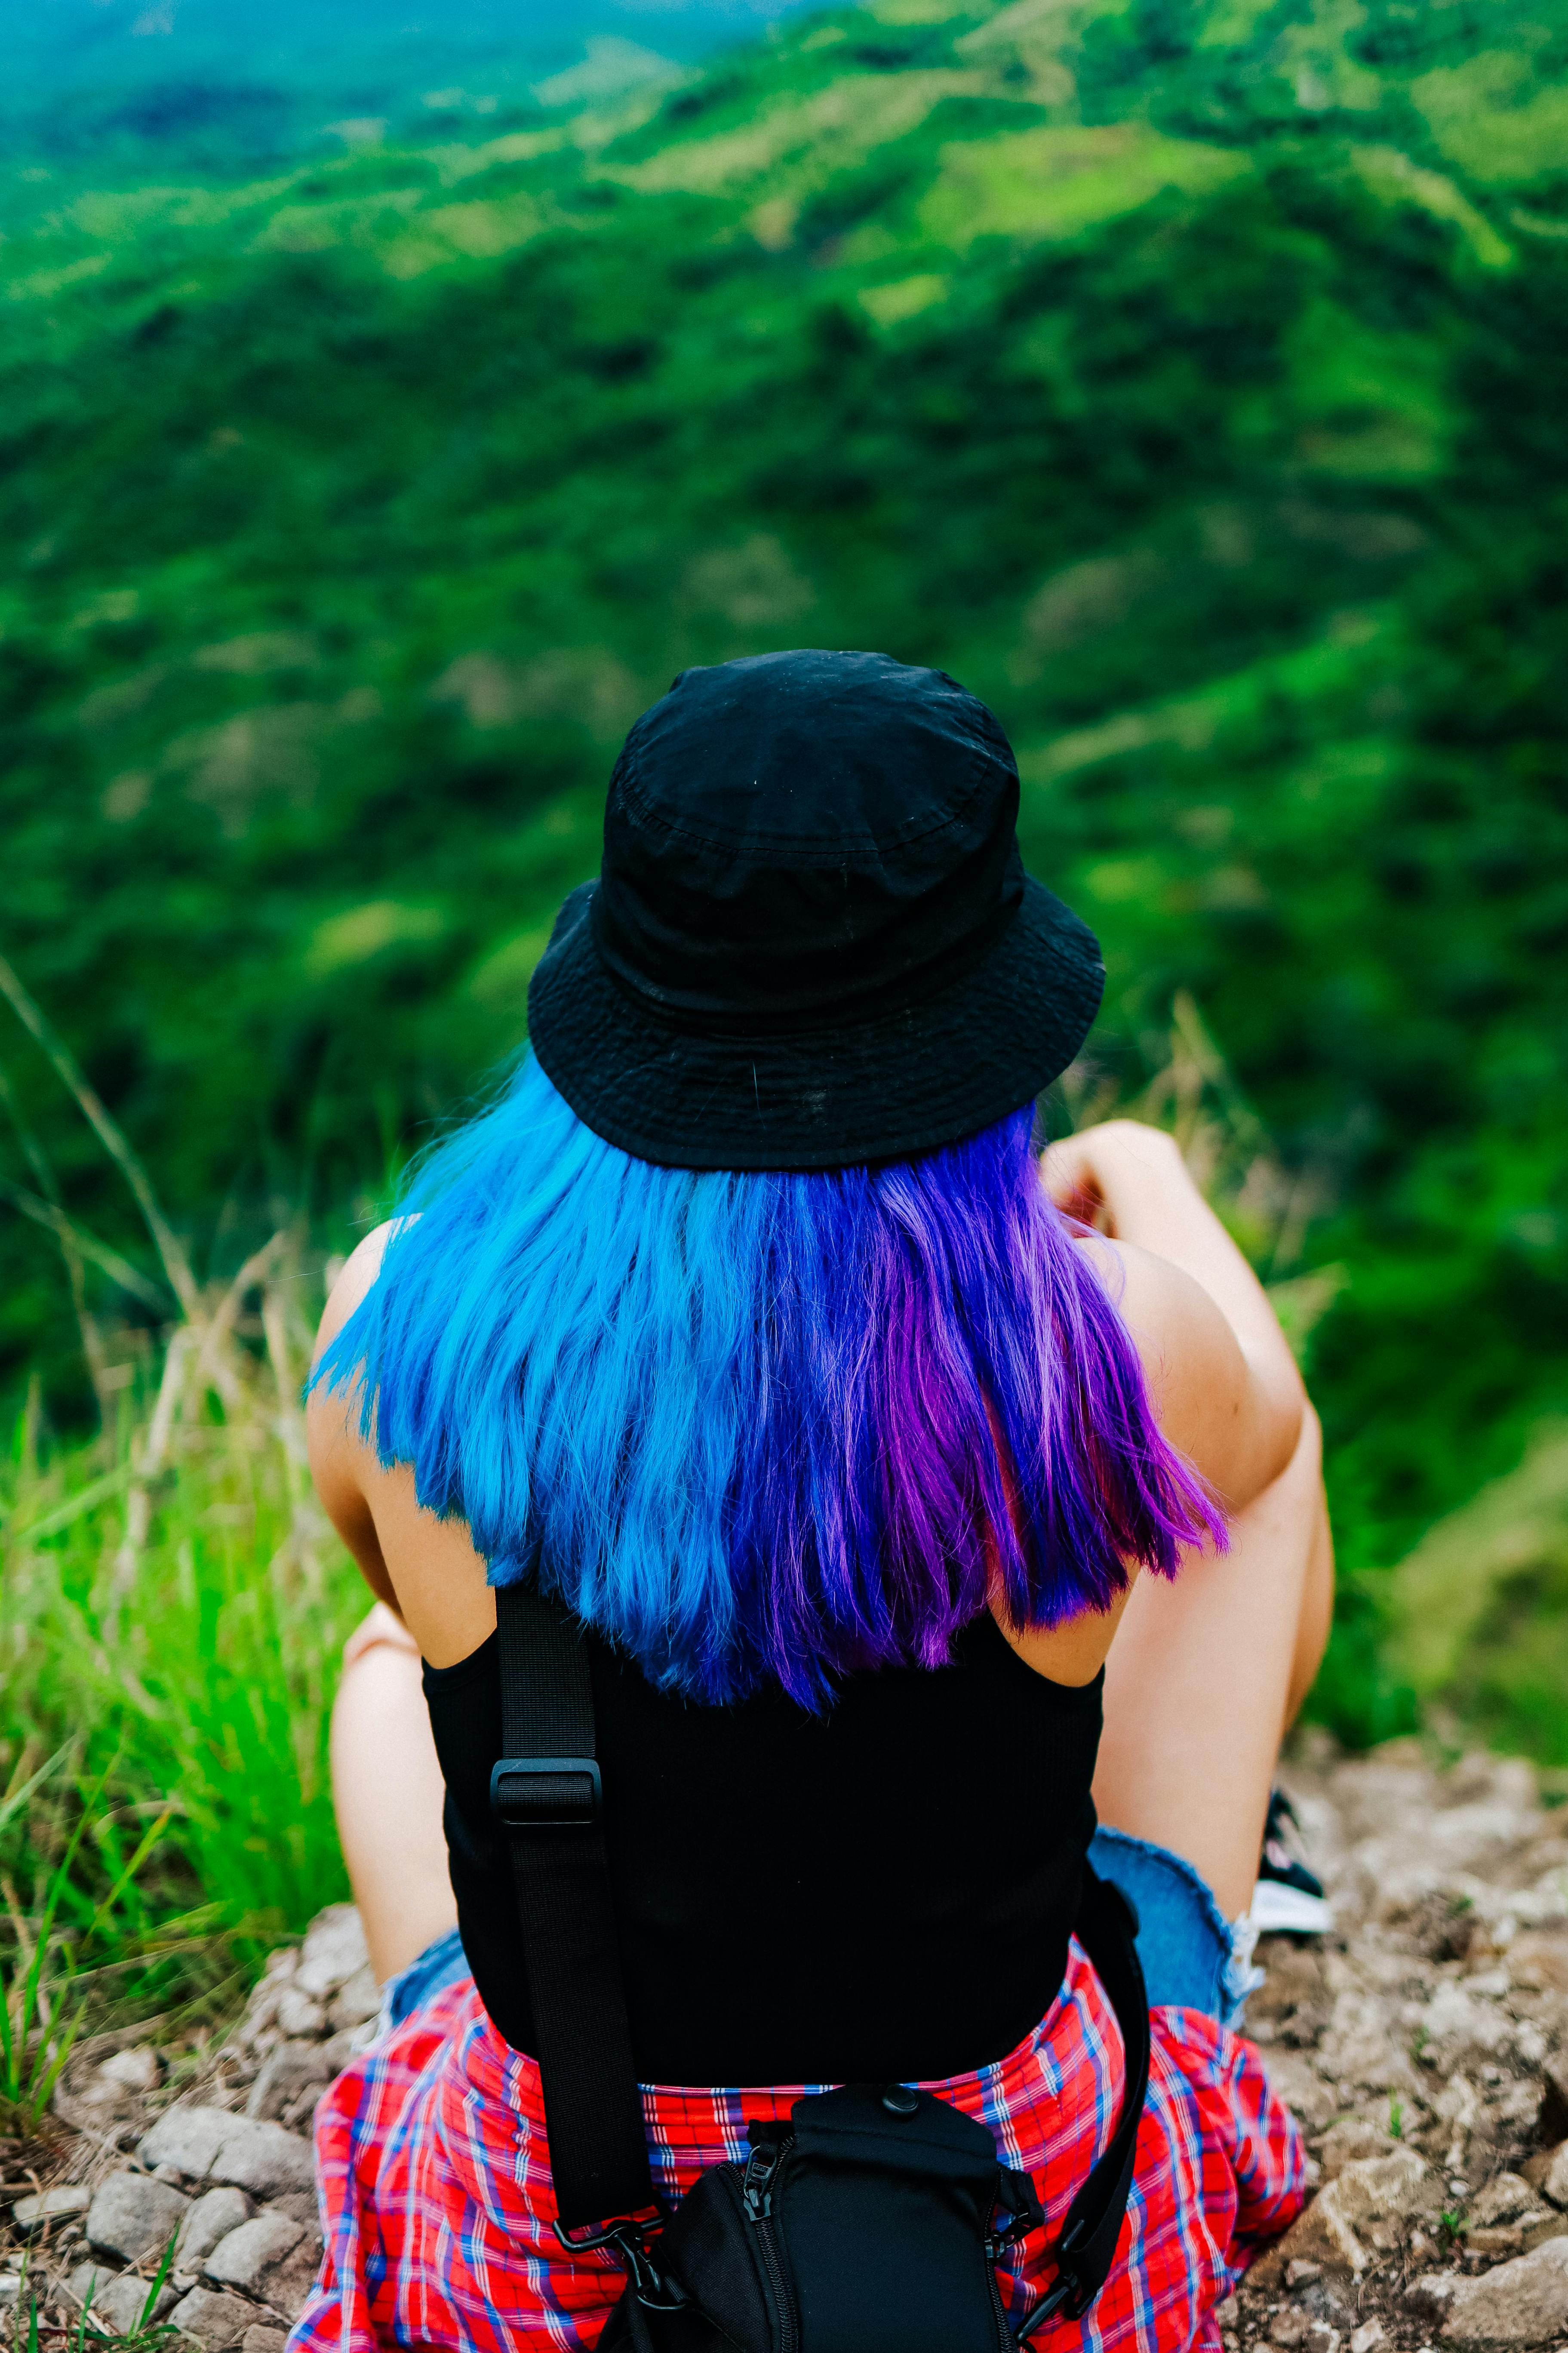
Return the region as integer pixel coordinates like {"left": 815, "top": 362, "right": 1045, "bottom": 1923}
{"left": 305, "top": 1219, "right": 406, "bottom": 1497}
{"left": 312, "top": 1218, "right": 401, "bottom": 1372}
{"left": 1072, "top": 1229, "right": 1224, "bottom": 1359}
{"left": 303, "top": 1214, "right": 495, "bottom": 1658}
{"left": 1073, "top": 1232, "right": 1274, "bottom": 1505}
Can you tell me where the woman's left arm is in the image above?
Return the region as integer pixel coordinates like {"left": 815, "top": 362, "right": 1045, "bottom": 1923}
{"left": 1044, "top": 1121, "right": 1305, "bottom": 1512}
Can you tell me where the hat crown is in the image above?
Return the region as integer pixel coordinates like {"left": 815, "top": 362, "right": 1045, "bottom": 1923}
{"left": 595, "top": 650, "right": 1024, "bottom": 1027}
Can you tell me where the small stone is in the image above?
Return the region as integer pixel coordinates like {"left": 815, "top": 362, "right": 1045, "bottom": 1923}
{"left": 1274, "top": 2147, "right": 1436, "bottom": 2275}
{"left": 1467, "top": 2226, "right": 1525, "bottom": 2259}
{"left": 1317, "top": 2121, "right": 1396, "bottom": 2183}
{"left": 211, "top": 2116, "right": 316, "bottom": 2200}
{"left": 275, "top": 1989, "right": 326, "bottom": 2039}
{"left": 345, "top": 2016, "right": 380, "bottom": 2060}
{"left": 203, "top": 2213, "right": 305, "bottom": 2295}
{"left": 1540, "top": 2142, "right": 1568, "bottom": 2211}
{"left": 1537, "top": 2058, "right": 1568, "bottom": 2147}
{"left": 86, "top": 2171, "right": 191, "bottom": 2264}
{"left": 168, "top": 2285, "right": 260, "bottom": 2349}
{"left": 1407, "top": 2273, "right": 1461, "bottom": 2317}
{"left": 1349, "top": 2326, "right": 1386, "bottom": 2353}
{"left": 1286, "top": 2261, "right": 1322, "bottom": 2286}
{"left": 70, "top": 2264, "right": 178, "bottom": 2333}
{"left": 294, "top": 1906, "right": 369, "bottom": 2001}
{"left": 1272, "top": 2312, "right": 1310, "bottom": 2347}
{"left": 177, "top": 2188, "right": 255, "bottom": 2269}
{"left": 138, "top": 2108, "right": 232, "bottom": 2181}
{"left": 99, "top": 2045, "right": 163, "bottom": 2095}
{"left": 1335, "top": 2147, "right": 1435, "bottom": 2214}
{"left": 13, "top": 2184, "right": 92, "bottom": 2231}
{"left": 1520, "top": 2214, "right": 1568, "bottom": 2253}
{"left": 1215, "top": 2296, "right": 1240, "bottom": 2328}
{"left": 1265, "top": 2049, "right": 1340, "bottom": 2132}
{"left": 245, "top": 2042, "right": 332, "bottom": 2125}
{"left": 326, "top": 1966, "right": 379, "bottom": 2033}
{"left": 1442, "top": 2235, "right": 1568, "bottom": 2344}
{"left": 139, "top": 2107, "right": 315, "bottom": 2198}
{"left": 0, "top": 2276, "right": 21, "bottom": 2306}
{"left": 268, "top": 2192, "right": 320, "bottom": 2226}
{"left": 1507, "top": 1931, "right": 1568, "bottom": 1996}
{"left": 263, "top": 2243, "right": 323, "bottom": 2322}
{"left": 1304, "top": 2328, "right": 1339, "bottom": 2353}
{"left": 1474, "top": 2177, "right": 1543, "bottom": 2228}
{"left": 241, "top": 2332, "right": 288, "bottom": 2353}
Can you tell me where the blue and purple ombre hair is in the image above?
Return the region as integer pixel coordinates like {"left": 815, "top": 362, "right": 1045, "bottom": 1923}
{"left": 314, "top": 1053, "right": 1222, "bottom": 1706}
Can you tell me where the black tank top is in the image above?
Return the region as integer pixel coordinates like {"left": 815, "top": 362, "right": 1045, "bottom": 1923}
{"left": 423, "top": 1610, "right": 1102, "bottom": 2088}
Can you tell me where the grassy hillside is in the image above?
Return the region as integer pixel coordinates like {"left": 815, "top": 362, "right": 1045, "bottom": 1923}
{"left": 2, "top": 0, "right": 1566, "bottom": 1752}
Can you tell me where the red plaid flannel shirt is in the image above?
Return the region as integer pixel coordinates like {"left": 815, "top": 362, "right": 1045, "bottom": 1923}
{"left": 288, "top": 1938, "right": 1303, "bottom": 2353}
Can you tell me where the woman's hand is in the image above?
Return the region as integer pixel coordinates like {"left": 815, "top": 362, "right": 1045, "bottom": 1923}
{"left": 1042, "top": 1118, "right": 1189, "bottom": 1238}
{"left": 1044, "top": 1118, "right": 1307, "bottom": 1513}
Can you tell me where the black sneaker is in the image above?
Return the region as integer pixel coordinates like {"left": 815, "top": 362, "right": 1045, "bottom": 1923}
{"left": 1251, "top": 1787, "right": 1334, "bottom": 1934}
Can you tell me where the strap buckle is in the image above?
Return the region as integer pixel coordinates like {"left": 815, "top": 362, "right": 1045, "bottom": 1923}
{"left": 986, "top": 2166, "right": 1045, "bottom": 2264}
{"left": 551, "top": 2215, "right": 686, "bottom": 2310}
{"left": 490, "top": 1756, "right": 603, "bottom": 1829}
{"left": 1014, "top": 2220, "right": 1094, "bottom": 2341}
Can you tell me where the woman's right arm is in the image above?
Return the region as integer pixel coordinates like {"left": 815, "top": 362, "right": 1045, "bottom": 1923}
{"left": 306, "top": 1220, "right": 498, "bottom": 1666}
{"left": 1043, "top": 1120, "right": 1305, "bottom": 1511}
{"left": 307, "top": 1222, "right": 403, "bottom": 1613}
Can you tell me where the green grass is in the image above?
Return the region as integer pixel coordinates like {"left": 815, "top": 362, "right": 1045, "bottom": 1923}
{"left": 1, "top": 1217, "right": 363, "bottom": 2087}
{"left": 12, "top": 2238, "right": 183, "bottom": 2353}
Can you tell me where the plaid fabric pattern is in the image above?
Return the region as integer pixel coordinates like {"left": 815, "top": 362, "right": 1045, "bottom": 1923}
{"left": 288, "top": 1939, "right": 1304, "bottom": 2353}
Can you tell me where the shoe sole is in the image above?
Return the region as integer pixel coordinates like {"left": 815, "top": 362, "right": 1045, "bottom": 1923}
{"left": 1249, "top": 1881, "right": 1334, "bottom": 1935}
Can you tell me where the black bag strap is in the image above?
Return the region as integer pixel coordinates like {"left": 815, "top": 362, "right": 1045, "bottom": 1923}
{"left": 1014, "top": 1859, "right": 1150, "bottom": 2338}
{"left": 495, "top": 1580, "right": 1150, "bottom": 2335}
{"left": 492, "top": 1572, "right": 655, "bottom": 2230}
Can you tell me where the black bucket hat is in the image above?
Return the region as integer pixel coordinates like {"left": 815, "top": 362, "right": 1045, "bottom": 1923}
{"left": 526, "top": 650, "right": 1103, "bottom": 1171}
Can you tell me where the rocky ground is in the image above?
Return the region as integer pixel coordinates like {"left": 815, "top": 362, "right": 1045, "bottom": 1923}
{"left": 8, "top": 1735, "right": 1568, "bottom": 2348}
{"left": 1225, "top": 1735, "right": 1568, "bottom": 2353}
{"left": 0, "top": 1906, "right": 379, "bottom": 2350}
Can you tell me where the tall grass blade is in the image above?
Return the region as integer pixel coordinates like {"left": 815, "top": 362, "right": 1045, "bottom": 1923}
{"left": 0, "top": 1743, "right": 74, "bottom": 1840}
{"left": 0, "top": 1180, "right": 169, "bottom": 1313}
{"left": 0, "top": 948, "right": 201, "bottom": 1320}
{"left": 138, "top": 2233, "right": 179, "bottom": 2330}
{"left": 12, "top": 1470, "right": 132, "bottom": 1546}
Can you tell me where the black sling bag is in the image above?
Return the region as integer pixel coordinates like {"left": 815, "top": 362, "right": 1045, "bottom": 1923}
{"left": 491, "top": 1579, "right": 1151, "bottom": 2353}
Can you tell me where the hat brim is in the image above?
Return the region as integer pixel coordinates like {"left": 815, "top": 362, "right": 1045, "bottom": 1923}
{"left": 526, "top": 875, "right": 1104, "bottom": 1172}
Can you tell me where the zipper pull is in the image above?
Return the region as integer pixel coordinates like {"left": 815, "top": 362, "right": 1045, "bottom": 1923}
{"left": 742, "top": 2139, "right": 783, "bottom": 2221}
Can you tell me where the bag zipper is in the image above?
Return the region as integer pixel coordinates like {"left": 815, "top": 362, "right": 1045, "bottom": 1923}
{"left": 741, "top": 2140, "right": 800, "bottom": 2353}
{"left": 984, "top": 2189, "right": 1018, "bottom": 2350}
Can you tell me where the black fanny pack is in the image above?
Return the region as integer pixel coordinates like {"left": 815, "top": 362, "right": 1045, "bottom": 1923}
{"left": 492, "top": 1580, "right": 1150, "bottom": 2352}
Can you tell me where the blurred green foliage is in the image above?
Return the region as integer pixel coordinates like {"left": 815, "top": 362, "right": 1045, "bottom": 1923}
{"left": 1, "top": 0, "right": 1565, "bottom": 1750}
